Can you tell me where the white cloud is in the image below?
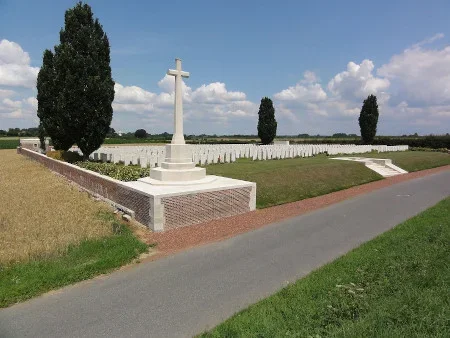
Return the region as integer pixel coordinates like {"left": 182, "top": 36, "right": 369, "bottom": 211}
{"left": 2, "top": 98, "right": 22, "bottom": 109}
{"left": 0, "top": 40, "right": 31, "bottom": 65}
{"left": 157, "top": 74, "right": 191, "bottom": 95}
{"left": 411, "top": 32, "right": 444, "bottom": 49}
{"left": 301, "top": 71, "right": 320, "bottom": 84}
{"left": 0, "top": 40, "right": 39, "bottom": 88}
{"left": 112, "top": 79, "right": 256, "bottom": 132}
{"left": 0, "top": 96, "right": 37, "bottom": 119}
{"left": 0, "top": 89, "right": 15, "bottom": 99}
{"left": 191, "top": 82, "right": 246, "bottom": 104}
{"left": 378, "top": 39, "right": 450, "bottom": 105}
{"left": 114, "top": 83, "right": 156, "bottom": 104}
{"left": 328, "top": 59, "right": 390, "bottom": 100}
{"left": 274, "top": 71, "right": 327, "bottom": 103}
{"left": 274, "top": 83, "right": 327, "bottom": 102}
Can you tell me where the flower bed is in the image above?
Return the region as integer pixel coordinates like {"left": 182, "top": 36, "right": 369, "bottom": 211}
{"left": 75, "top": 161, "right": 149, "bottom": 181}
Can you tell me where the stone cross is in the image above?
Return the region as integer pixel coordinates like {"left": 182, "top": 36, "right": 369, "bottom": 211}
{"left": 167, "top": 58, "right": 189, "bottom": 145}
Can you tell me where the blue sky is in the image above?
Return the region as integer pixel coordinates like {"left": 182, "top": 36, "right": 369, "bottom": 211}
{"left": 1, "top": 0, "right": 450, "bottom": 135}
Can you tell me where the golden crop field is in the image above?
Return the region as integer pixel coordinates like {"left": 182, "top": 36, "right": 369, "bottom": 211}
{"left": 0, "top": 150, "right": 113, "bottom": 265}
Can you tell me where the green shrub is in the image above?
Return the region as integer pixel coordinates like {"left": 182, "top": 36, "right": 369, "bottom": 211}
{"left": 47, "top": 150, "right": 83, "bottom": 163}
{"left": 75, "top": 162, "right": 150, "bottom": 181}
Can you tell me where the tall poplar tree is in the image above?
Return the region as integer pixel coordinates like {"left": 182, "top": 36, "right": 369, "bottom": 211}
{"left": 359, "top": 94, "right": 379, "bottom": 144}
{"left": 37, "top": 2, "right": 115, "bottom": 157}
{"left": 257, "top": 97, "right": 277, "bottom": 145}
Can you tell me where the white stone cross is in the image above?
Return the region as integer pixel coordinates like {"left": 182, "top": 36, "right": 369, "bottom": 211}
{"left": 167, "top": 58, "right": 189, "bottom": 145}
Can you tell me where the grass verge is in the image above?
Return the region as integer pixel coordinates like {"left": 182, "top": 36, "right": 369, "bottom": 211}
{"left": 0, "top": 213, "right": 148, "bottom": 308}
{"left": 200, "top": 197, "right": 450, "bottom": 337}
{"left": 206, "top": 155, "right": 382, "bottom": 208}
{"left": 348, "top": 150, "right": 450, "bottom": 172}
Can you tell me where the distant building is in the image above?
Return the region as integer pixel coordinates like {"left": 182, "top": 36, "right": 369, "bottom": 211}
{"left": 273, "top": 140, "right": 290, "bottom": 145}
{"left": 19, "top": 138, "right": 50, "bottom": 153}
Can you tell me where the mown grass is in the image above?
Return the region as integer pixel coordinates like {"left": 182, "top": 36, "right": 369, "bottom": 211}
{"left": 353, "top": 150, "right": 450, "bottom": 172}
{"left": 200, "top": 197, "right": 450, "bottom": 337}
{"left": 0, "top": 213, "right": 148, "bottom": 307}
{"left": 0, "top": 139, "right": 19, "bottom": 149}
{"left": 0, "top": 150, "right": 114, "bottom": 264}
{"left": 206, "top": 155, "right": 382, "bottom": 208}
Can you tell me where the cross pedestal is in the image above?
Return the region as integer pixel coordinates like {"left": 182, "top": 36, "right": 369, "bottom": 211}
{"left": 125, "top": 58, "right": 256, "bottom": 230}
{"left": 148, "top": 58, "right": 206, "bottom": 183}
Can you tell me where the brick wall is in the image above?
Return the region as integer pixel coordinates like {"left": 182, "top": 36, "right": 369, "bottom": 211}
{"left": 161, "top": 187, "right": 252, "bottom": 231}
{"left": 18, "top": 147, "right": 152, "bottom": 227}
{"left": 18, "top": 147, "right": 255, "bottom": 232}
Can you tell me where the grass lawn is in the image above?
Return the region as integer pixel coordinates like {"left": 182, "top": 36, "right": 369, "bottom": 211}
{"left": 206, "top": 155, "right": 382, "bottom": 208}
{"left": 349, "top": 150, "right": 450, "bottom": 172}
{"left": 200, "top": 197, "right": 450, "bottom": 337}
{"left": 0, "top": 149, "right": 148, "bottom": 307}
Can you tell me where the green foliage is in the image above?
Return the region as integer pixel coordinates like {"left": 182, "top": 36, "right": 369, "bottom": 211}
{"left": 257, "top": 97, "right": 277, "bottom": 145}
{"left": 0, "top": 213, "right": 148, "bottom": 307}
{"left": 37, "top": 50, "right": 73, "bottom": 150}
{"left": 106, "top": 127, "right": 117, "bottom": 138}
{"left": 47, "top": 150, "right": 84, "bottom": 163}
{"left": 134, "top": 129, "right": 147, "bottom": 138}
{"left": 201, "top": 198, "right": 450, "bottom": 337}
{"left": 359, "top": 95, "right": 379, "bottom": 144}
{"left": 76, "top": 162, "right": 150, "bottom": 181}
{"left": 0, "top": 139, "right": 19, "bottom": 149}
{"left": 37, "top": 2, "right": 114, "bottom": 157}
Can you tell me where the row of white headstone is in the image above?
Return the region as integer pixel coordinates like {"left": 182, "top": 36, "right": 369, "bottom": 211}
{"left": 87, "top": 144, "right": 409, "bottom": 168}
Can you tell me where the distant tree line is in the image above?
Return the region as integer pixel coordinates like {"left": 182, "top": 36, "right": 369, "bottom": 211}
{"left": 0, "top": 128, "right": 42, "bottom": 137}
{"left": 3, "top": 127, "right": 447, "bottom": 142}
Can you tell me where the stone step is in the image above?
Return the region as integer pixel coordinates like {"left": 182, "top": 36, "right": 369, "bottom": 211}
{"left": 366, "top": 164, "right": 402, "bottom": 177}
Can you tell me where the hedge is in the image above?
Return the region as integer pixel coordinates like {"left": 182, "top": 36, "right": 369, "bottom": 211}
{"left": 291, "top": 136, "right": 450, "bottom": 149}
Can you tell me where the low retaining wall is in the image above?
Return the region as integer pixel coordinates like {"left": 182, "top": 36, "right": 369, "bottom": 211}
{"left": 18, "top": 147, "right": 254, "bottom": 231}
{"left": 18, "top": 147, "right": 153, "bottom": 227}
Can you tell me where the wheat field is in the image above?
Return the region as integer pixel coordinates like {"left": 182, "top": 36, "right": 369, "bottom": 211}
{"left": 0, "top": 149, "right": 113, "bottom": 265}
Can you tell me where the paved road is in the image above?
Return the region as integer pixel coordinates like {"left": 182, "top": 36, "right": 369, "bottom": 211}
{"left": 1, "top": 170, "right": 449, "bottom": 338}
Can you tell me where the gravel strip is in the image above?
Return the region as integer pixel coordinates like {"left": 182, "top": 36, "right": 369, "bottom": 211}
{"left": 143, "top": 165, "right": 450, "bottom": 259}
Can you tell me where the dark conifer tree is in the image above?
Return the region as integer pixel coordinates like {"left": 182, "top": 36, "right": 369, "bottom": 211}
{"left": 37, "top": 50, "right": 74, "bottom": 150}
{"left": 37, "top": 2, "right": 114, "bottom": 157}
{"left": 359, "top": 94, "right": 379, "bottom": 144}
{"left": 257, "top": 97, "right": 277, "bottom": 145}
